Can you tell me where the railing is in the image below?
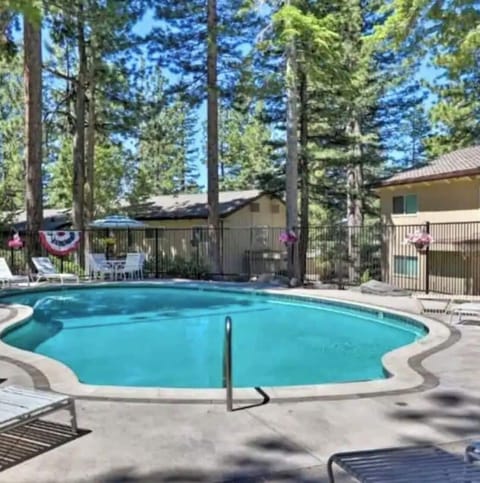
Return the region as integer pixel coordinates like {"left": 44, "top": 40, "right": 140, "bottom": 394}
{"left": 4, "top": 221, "right": 480, "bottom": 295}
{"left": 223, "top": 316, "right": 233, "bottom": 412}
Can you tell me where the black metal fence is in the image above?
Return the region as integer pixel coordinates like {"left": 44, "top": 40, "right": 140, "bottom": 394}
{"left": 1, "top": 222, "right": 480, "bottom": 295}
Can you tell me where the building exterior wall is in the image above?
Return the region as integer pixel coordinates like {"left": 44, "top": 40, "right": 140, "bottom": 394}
{"left": 378, "top": 177, "right": 480, "bottom": 225}
{"left": 378, "top": 176, "right": 480, "bottom": 293}
{"left": 125, "top": 194, "right": 286, "bottom": 275}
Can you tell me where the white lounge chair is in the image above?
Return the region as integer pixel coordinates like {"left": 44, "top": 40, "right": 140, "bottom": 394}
{"left": 0, "top": 257, "right": 30, "bottom": 288}
{"left": 0, "top": 385, "right": 77, "bottom": 436}
{"left": 414, "top": 293, "right": 480, "bottom": 315}
{"left": 449, "top": 302, "right": 480, "bottom": 324}
{"left": 88, "top": 253, "right": 114, "bottom": 280}
{"left": 32, "top": 257, "right": 79, "bottom": 284}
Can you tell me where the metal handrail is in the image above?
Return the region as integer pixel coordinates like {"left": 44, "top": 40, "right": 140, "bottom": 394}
{"left": 223, "top": 316, "right": 233, "bottom": 411}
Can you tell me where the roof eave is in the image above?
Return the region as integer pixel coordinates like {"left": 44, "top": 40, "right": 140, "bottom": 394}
{"left": 374, "top": 168, "right": 480, "bottom": 189}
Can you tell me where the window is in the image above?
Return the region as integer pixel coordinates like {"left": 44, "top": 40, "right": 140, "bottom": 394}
{"left": 145, "top": 228, "right": 164, "bottom": 239}
{"left": 392, "top": 194, "right": 417, "bottom": 215}
{"left": 394, "top": 255, "right": 418, "bottom": 276}
{"left": 251, "top": 225, "right": 268, "bottom": 247}
{"left": 271, "top": 204, "right": 280, "bottom": 214}
{"left": 250, "top": 202, "right": 260, "bottom": 213}
{"left": 192, "top": 226, "right": 208, "bottom": 243}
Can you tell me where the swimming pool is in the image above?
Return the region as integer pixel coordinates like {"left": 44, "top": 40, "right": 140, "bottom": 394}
{"left": 1, "top": 285, "right": 427, "bottom": 388}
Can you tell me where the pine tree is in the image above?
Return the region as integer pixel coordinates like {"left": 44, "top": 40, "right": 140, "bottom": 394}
{"left": 219, "top": 102, "right": 274, "bottom": 190}
{"left": 373, "top": 0, "right": 480, "bottom": 154}
{"left": 0, "top": 57, "right": 24, "bottom": 221}
{"left": 131, "top": 73, "right": 200, "bottom": 198}
{"left": 23, "top": 5, "right": 43, "bottom": 250}
{"left": 151, "top": 0, "right": 261, "bottom": 274}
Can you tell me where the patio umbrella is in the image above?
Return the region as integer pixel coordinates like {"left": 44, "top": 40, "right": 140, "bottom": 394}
{"left": 89, "top": 215, "right": 146, "bottom": 229}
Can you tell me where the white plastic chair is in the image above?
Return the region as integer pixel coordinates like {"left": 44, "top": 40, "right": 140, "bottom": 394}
{"left": 88, "top": 253, "right": 114, "bottom": 280}
{"left": 138, "top": 252, "right": 145, "bottom": 279}
{"left": 0, "top": 257, "right": 29, "bottom": 288}
{"left": 116, "top": 253, "right": 141, "bottom": 280}
{"left": 31, "top": 257, "right": 79, "bottom": 284}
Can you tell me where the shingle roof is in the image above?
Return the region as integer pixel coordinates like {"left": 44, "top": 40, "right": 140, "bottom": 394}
{"left": 377, "top": 146, "right": 480, "bottom": 187}
{"left": 6, "top": 209, "right": 71, "bottom": 231}
{"left": 129, "top": 190, "right": 276, "bottom": 220}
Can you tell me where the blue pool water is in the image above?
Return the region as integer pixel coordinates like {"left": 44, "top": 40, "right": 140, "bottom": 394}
{"left": 0, "top": 286, "right": 426, "bottom": 388}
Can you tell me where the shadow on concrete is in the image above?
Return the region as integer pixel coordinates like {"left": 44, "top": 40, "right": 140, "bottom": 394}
{"left": 92, "top": 436, "right": 332, "bottom": 483}
{"left": 388, "top": 389, "right": 480, "bottom": 445}
{"left": 0, "top": 420, "right": 90, "bottom": 472}
{"left": 233, "top": 387, "right": 270, "bottom": 412}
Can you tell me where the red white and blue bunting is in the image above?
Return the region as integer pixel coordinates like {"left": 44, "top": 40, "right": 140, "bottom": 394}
{"left": 39, "top": 231, "right": 81, "bottom": 256}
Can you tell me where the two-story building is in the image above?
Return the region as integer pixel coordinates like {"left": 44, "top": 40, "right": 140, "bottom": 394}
{"left": 376, "top": 146, "right": 480, "bottom": 294}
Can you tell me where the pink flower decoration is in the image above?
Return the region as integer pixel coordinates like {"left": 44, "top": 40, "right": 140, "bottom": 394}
{"left": 8, "top": 233, "right": 23, "bottom": 250}
{"left": 279, "top": 230, "right": 298, "bottom": 244}
{"left": 404, "top": 230, "right": 433, "bottom": 249}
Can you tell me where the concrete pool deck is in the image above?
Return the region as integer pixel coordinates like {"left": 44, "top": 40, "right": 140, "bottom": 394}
{"left": 0, "top": 288, "right": 479, "bottom": 481}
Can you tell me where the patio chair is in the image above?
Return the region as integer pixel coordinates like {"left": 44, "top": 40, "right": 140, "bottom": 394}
{"left": 0, "top": 257, "right": 30, "bottom": 288}
{"left": 414, "top": 293, "right": 480, "bottom": 315}
{"left": 449, "top": 302, "right": 480, "bottom": 325}
{"left": 116, "top": 253, "right": 141, "bottom": 280}
{"left": 88, "top": 253, "right": 114, "bottom": 280}
{"left": 327, "top": 444, "right": 480, "bottom": 482}
{"left": 138, "top": 252, "right": 145, "bottom": 279}
{"left": 0, "top": 385, "right": 77, "bottom": 439}
{"left": 32, "top": 257, "right": 79, "bottom": 285}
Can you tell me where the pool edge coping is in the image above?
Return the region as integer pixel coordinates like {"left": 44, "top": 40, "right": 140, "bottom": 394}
{"left": 0, "top": 282, "right": 456, "bottom": 403}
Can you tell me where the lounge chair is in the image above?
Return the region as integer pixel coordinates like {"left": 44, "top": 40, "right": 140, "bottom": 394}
{"left": 449, "top": 302, "right": 480, "bottom": 325}
{"left": 414, "top": 293, "right": 480, "bottom": 315}
{"left": 327, "top": 444, "right": 480, "bottom": 482}
{"left": 32, "top": 257, "right": 79, "bottom": 284}
{"left": 0, "top": 385, "right": 77, "bottom": 436}
{"left": 88, "top": 253, "right": 114, "bottom": 280}
{"left": 0, "top": 257, "right": 30, "bottom": 288}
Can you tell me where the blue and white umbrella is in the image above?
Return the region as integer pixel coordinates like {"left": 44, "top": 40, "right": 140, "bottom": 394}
{"left": 89, "top": 215, "right": 145, "bottom": 229}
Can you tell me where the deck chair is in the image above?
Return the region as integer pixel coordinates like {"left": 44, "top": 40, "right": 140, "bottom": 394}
{"left": 414, "top": 293, "right": 480, "bottom": 315}
{"left": 31, "top": 257, "right": 79, "bottom": 284}
{"left": 449, "top": 302, "right": 480, "bottom": 324}
{"left": 0, "top": 257, "right": 30, "bottom": 288}
{"left": 88, "top": 253, "right": 114, "bottom": 280}
{"left": 0, "top": 385, "right": 77, "bottom": 438}
{"left": 327, "top": 444, "right": 480, "bottom": 482}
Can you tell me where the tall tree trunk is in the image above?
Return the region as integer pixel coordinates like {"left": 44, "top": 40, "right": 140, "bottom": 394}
{"left": 207, "top": 0, "right": 221, "bottom": 274}
{"left": 84, "top": 49, "right": 96, "bottom": 262}
{"left": 24, "top": 16, "right": 43, "bottom": 259}
{"left": 285, "top": 28, "right": 300, "bottom": 283}
{"left": 346, "top": 118, "right": 364, "bottom": 284}
{"left": 72, "top": 5, "right": 87, "bottom": 268}
{"left": 298, "top": 69, "right": 309, "bottom": 284}
{"left": 85, "top": 57, "right": 95, "bottom": 226}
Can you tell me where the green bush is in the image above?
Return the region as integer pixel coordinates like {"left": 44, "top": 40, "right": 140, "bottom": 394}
{"left": 360, "top": 269, "right": 372, "bottom": 284}
{"left": 50, "top": 258, "right": 86, "bottom": 277}
{"left": 313, "top": 258, "right": 335, "bottom": 280}
{"left": 144, "top": 256, "right": 210, "bottom": 279}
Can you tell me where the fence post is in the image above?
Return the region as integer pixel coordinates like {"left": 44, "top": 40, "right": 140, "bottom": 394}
{"left": 155, "top": 228, "right": 159, "bottom": 278}
{"left": 425, "top": 221, "right": 430, "bottom": 294}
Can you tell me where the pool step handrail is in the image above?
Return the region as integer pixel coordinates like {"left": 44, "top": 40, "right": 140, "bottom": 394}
{"left": 223, "top": 316, "right": 233, "bottom": 412}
